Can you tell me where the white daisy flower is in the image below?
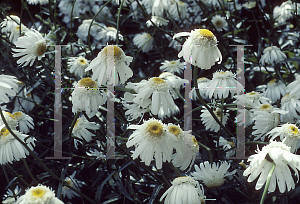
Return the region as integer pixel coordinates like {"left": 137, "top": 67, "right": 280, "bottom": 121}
{"left": 76, "top": 19, "right": 102, "bottom": 41}
{"left": 126, "top": 118, "right": 176, "bottom": 169}
{"left": 280, "top": 93, "right": 300, "bottom": 123}
{"left": 12, "top": 111, "right": 34, "bottom": 134}
{"left": 168, "top": 1, "right": 188, "bottom": 20}
{"left": 146, "top": 16, "right": 169, "bottom": 27}
{"left": 206, "top": 70, "right": 243, "bottom": 99}
{"left": 214, "top": 136, "right": 236, "bottom": 159}
{"left": 16, "top": 184, "right": 64, "bottom": 204}
{"left": 96, "top": 26, "right": 124, "bottom": 43}
{"left": 67, "top": 56, "right": 89, "bottom": 78}
{"left": 273, "top": 0, "right": 300, "bottom": 24}
{"left": 264, "top": 79, "right": 286, "bottom": 102}
{"left": 62, "top": 171, "right": 84, "bottom": 199}
{"left": 0, "top": 74, "right": 19, "bottom": 104}
{"left": 189, "top": 77, "right": 211, "bottom": 100}
{"left": 241, "top": 91, "right": 271, "bottom": 108}
{"left": 133, "top": 32, "right": 154, "bottom": 53}
{"left": 173, "top": 29, "right": 222, "bottom": 69}
{"left": 13, "top": 90, "right": 41, "bottom": 113}
{"left": 0, "top": 127, "right": 35, "bottom": 165}
{"left": 191, "top": 161, "right": 236, "bottom": 188}
{"left": 259, "top": 46, "right": 286, "bottom": 66}
{"left": 27, "top": 0, "right": 48, "bottom": 5}
{"left": 159, "top": 59, "right": 185, "bottom": 74}
{"left": 71, "top": 78, "right": 106, "bottom": 118}
{"left": 243, "top": 1, "right": 256, "bottom": 9}
{"left": 0, "top": 15, "right": 28, "bottom": 43}
{"left": 85, "top": 45, "right": 133, "bottom": 85}
{"left": 211, "top": 15, "right": 228, "bottom": 31}
{"left": 0, "top": 111, "right": 18, "bottom": 130}
{"left": 12, "top": 29, "right": 47, "bottom": 67}
{"left": 160, "top": 176, "right": 206, "bottom": 204}
{"left": 171, "top": 130, "right": 199, "bottom": 171}
{"left": 268, "top": 123, "right": 300, "bottom": 153}
{"left": 286, "top": 74, "right": 300, "bottom": 99}
{"left": 243, "top": 141, "right": 300, "bottom": 193}
{"left": 130, "top": 77, "right": 178, "bottom": 116}
{"left": 86, "top": 140, "right": 105, "bottom": 159}
{"left": 2, "top": 185, "right": 21, "bottom": 204}
{"left": 72, "top": 115, "right": 100, "bottom": 148}
{"left": 159, "top": 72, "right": 188, "bottom": 99}
{"left": 200, "top": 107, "right": 229, "bottom": 132}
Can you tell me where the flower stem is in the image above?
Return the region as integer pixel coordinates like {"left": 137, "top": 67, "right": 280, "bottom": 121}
{"left": 260, "top": 161, "right": 276, "bottom": 204}
{"left": 22, "top": 158, "right": 38, "bottom": 185}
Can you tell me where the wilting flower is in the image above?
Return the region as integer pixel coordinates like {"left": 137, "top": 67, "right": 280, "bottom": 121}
{"left": 97, "top": 26, "right": 123, "bottom": 43}
{"left": 62, "top": 171, "right": 84, "bottom": 199}
{"left": 146, "top": 16, "right": 169, "bottom": 27}
{"left": 0, "top": 74, "right": 19, "bottom": 104}
{"left": 264, "top": 79, "right": 286, "bottom": 102}
{"left": 13, "top": 111, "right": 34, "bottom": 134}
{"left": 133, "top": 32, "right": 154, "bottom": 53}
{"left": 201, "top": 107, "right": 229, "bottom": 132}
{"left": 259, "top": 46, "right": 286, "bottom": 66}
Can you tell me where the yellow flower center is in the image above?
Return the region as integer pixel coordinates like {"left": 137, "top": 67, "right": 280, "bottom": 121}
{"left": 150, "top": 77, "right": 165, "bottom": 85}
{"left": 214, "top": 109, "right": 222, "bottom": 118}
{"left": 103, "top": 45, "right": 123, "bottom": 61}
{"left": 146, "top": 121, "right": 164, "bottom": 138}
{"left": 168, "top": 125, "right": 182, "bottom": 137}
{"left": 79, "top": 59, "right": 86, "bottom": 65}
{"left": 32, "top": 188, "right": 45, "bottom": 198}
{"left": 0, "top": 128, "right": 10, "bottom": 138}
{"left": 35, "top": 42, "right": 47, "bottom": 56}
{"left": 178, "top": 1, "right": 184, "bottom": 5}
{"left": 249, "top": 92, "right": 256, "bottom": 95}
{"left": 13, "top": 111, "right": 23, "bottom": 120}
{"left": 170, "top": 61, "right": 176, "bottom": 64}
{"left": 228, "top": 141, "right": 235, "bottom": 147}
{"left": 198, "top": 29, "right": 215, "bottom": 40}
{"left": 268, "top": 79, "right": 277, "bottom": 85}
{"left": 214, "top": 20, "right": 223, "bottom": 27}
{"left": 259, "top": 104, "right": 272, "bottom": 111}
{"left": 192, "top": 137, "right": 198, "bottom": 146}
{"left": 289, "top": 125, "right": 299, "bottom": 135}
{"left": 26, "top": 93, "right": 32, "bottom": 98}
{"left": 78, "top": 78, "right": 98, "bottom": 87}
{"left": 5, "top": 112, "right": 15, "bottom": 119}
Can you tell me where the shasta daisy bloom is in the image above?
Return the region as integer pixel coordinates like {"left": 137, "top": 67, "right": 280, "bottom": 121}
{"left": 71, "top": 78, "right": 106, "bottom": 118}
{"left": 201, "top": 107, "right": 229, "bottom": 132}
{"left": 191, "top": 161, "right": 236, "bottom": 188}
{"left": 13, "top": 111, "right": 34, "bottom": 134}
{"left": 67, "top": 56, "right": 89, "bottom": 78}
{"left": 268, "top": 123, "right": 300, "bottom": 153}
{"left": 0, "top": 111, "right": 18, "bottom": 130}
{"left": 97, "top": 26, "right": 124, "bottom": 43}
{"left": 2, "top": 185, "right": 21, "bottom": 204}
{"left": 168, "top": 1, "right": 188, "bottom": 20}
{"left": 214, "top": 136, "right": 236, "bottom": 159}
{"left": 264, "top": 79, "right": 286, "bottom": 102}
{"left": 243, "top": 141, "right": 300, "bottom": 193}
{"left": 159, "top": 72, "right": 188, "bottom": 99}
{"left": 126, "top": 118, "right": 176, "bottom": 169}
{"left": 85, "top": 45, "right": 133, "bottom": 85}
{"left": 211, "top": 15, "right": 228, "bottom": 31}
{"left": 273, "top": 0, "right": 300, "bottom": 24}
{"left": 286, "top": 74, "right": 300, "bottom": 99}
{"left": 132, "top": 77, "right": 178, "bottom": 116}
{"left": 13, "top": 90, "right": 41, "bottom": 113}
{"left": 0, "top": 127, "right": 35, "bottom": 165}
{"left": 62, "top": 171, "right": 84, "bottom": 199}
{"left": 160, "top": 176, "right": 206, "bottom": 204}
{"left": 12, "top": 29, "right": 47, "bottom": 67}
{"left": 76, "top": 19, "right": 101, "bottom": 41}
{"left": 206, "top": 70, "right": 243, "bottom": 99}
{"left": 172, "top": 131, "right": 199, "bottom": 171}
{"left": 86, "top": 140, "right": 105, "bottom": 159}
{"left": 280, "top": 93, "right": 300, "bottom": 123}
{"left": 0, "top": 74, "right": 19, "bottom": 103}
{"left": 133, "top": 32, "right": 154, "bottom": 53}
{"left": 72, "top": 115, "right": 100, "bottom": 148}
{"left": 243, "top": 1, "right": 256, "bottom": 9}
{"left": 173, "top": 28, "right": 222, "bottom": 69}
{"left": 146, "top": 16, "right": 169, "bottom": 27}
{"left": 27, "top": 0, "right": 48, "bottom": 5}
{"left": 259, "top": 46, "right": 287, "bottom": 66}
{"left": 0, "top": 15, "right": 28, "bottom": 43}
{"left": 16, "top": 184, "right": 64, "bottom": 204}
{"left": 189, "top": 77, "right": 211, "bottom": 100}
{"left": 159, "top": 59, "right": 185, "bottom": 74}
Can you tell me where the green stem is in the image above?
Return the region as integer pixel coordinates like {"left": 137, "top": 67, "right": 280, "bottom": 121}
{"left": 22, "top": 158, "right": 38, "bottom": 184}
{"left": 116, "top": 0, "right": 125, "bottom": 45}
{"left": 6, "top": 163, "right": 31, "bottom": 187}
{"left": 260, "top": 161, "right": 276, "bottom": 204}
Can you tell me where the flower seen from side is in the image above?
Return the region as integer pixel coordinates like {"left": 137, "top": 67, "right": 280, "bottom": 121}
{"left": 97, "top": 26, "right": 124, "bottom": 43}
{"left": 173, "top": 28, "right": 222, "bottom": 69}
{"left": 264, "top": 79, "right": 286, "bottom": 102}
{"left": 13, "top": 111, "right": 34, "bottom": 134}
{"left": 146, "top": 16, "right": 169, "bottom": 27}
{"left": 2, "top": 185, "right": 21, "bottom": 204}
{"left": 0, "top": 15, "right": 28, "bottom": 43}
{"left": 0, "top": 74, "right": 19, "bottom": 104}
{"left": 133, "top": 32, "right": 154, "bottom": 53}
{"left": 259, "top": 46, "right": 286, "bottom": 66}
{"left": 62, "top": 171, "right": 84, "bottom": 199}
{"left": 200, "top": 107, "right": 229, "bottom": 132}
{"left": 280, "top": 93, "right": 300, "bottom": 123}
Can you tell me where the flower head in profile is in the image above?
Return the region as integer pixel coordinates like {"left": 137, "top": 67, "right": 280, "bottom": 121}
{"left": 160, "top": 176, "right": 206, "bottom": 204}
{"left": 201, "top": 107, "right": 229, "bottom": 132}
{"left": 0, "top": 15, "right": 28, "bottom": 43}
{"left": 16, "top": 184, "right": 64, "bottom": 204}
{"left": 2, "top": 185, "right": 21, "bottom": 204}
{"left": 268, "top": 123, "right": 300, "bottom": 153}
{"left": 76, "top": 19, "right": 101, "bottom": 41}
{"left": 126, "top": 118, "right": 176, "bottom": 169}
{"left": 169, "top": 1, "right": 187, "bottom": 20}
{"left": 173, "top": 28, "right": 222, "bottom": 69}
{"left": 62, "top": 171, "right": 84, "bottom": 199}
{"left": 146, "top": 16, "right": 169, "bottom": 27}
{"left": 191, "top": 161, "right": 236, "bottom": 188}
{"left": 190, "top": 77, "right": 211, "bottom": 100}
{"left": 259, "top": 46, "right": 286, "bottom": 66}
{"left": 71, "top": 78, "right": 106, "bottom": 118}
{"left": 67, "top": 56, "right": 89, "bottom": 78}
{"left": 243, "top": 141, "right": 300, "bottom": 193}
{"left": 13, "top": 111, "right": 34, "bottom": 134}
{"left": 159, "top": 72, "right": 188, "bottom": 100}
{"left": 85, "top": 45, "right": 133, "bottom": 85}
{"left": 27, "top": 0, "right": 48, "bottom": 5}
{"left": 12, "top": 29, "right": 48, "bottom": 67}
{"left": 133, "top": 32, "right": 154, "bottom": 53}
{"left": 264, "top": 79, "right": 286, "bottom": 102}
{"left": 97, "top": 26, "right": 124, "bottom": 43}
{"left": 159, "top": 59, "right": 185, "bottom": 74}
{"left": 0, "top": 74, "right": 19, "bottom": 104}
{"left": 280, "top": 93, "right": 300, "bottom": 123}
{"left": 0, "top": 127, "right": 35, "bottom": 165}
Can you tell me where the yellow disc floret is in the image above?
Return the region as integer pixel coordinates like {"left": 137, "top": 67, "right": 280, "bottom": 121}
{"left": 146, "top": 121, "right": 164, "bottom": 138}
{"left": 35, "top": 42, "right": 47, "bottom": 56}
{"left": 79, "top": 78, "right": 98, "bottom": 87}
{"left": 31, "top": 188, "right": 46, "bottom": 198}
{"left": 168, "top": 125, "right": 182, "bottom": 137}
